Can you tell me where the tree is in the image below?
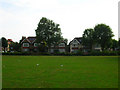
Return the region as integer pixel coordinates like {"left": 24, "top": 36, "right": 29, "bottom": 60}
{"left": 1, "top": 37, "right": 8, "bottom": 52}
{"left": 63, "top": 38, "right": 68, "bottom": 44}
{"left": 35, "top": 17, "right": 63, "bottom": 52}
{"left": 111, "top": 39, "right": 118, "bottom": 51}
{"left": 119, "top": 38, "right": 120, "bottom": 50}
{"left": 10, "top": 42, "right": 20, "bottom": 52}
{"left": 37, "top": 42, "right": 47, "bottom": 52}
{"left": 94, "top": 24, "right": 114, "bottom": 51}
{"left": 82, "top": 28, "right": 94, "bottom": 50}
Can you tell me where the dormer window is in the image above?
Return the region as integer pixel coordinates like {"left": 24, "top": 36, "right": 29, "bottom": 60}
{"left": 23, "top": 43, "right": 29, "bottom": 47}
{"left": 34, "top": 43, "right": 38, "bottom": 47}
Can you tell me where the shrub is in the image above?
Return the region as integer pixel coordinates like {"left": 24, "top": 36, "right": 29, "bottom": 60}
{"left": 2, "top": 50, "right": 119, "bottom": 56}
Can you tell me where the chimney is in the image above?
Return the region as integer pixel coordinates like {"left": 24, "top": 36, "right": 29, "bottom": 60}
{"left": 22, "top": 36, "right": 26, "bottom": 40}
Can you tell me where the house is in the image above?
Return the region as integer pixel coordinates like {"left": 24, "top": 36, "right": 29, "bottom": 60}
{"left": 69, "top": 37, "right": 83, "bottom": 53}
{"left": 1, "top": 39, "right": 13, "bottom": 52}
{"left": 7, "top": 39, "right": 13, "bottom": 52}
{"left": 69, "top": 37, "right": 102, "bottom": 53}
{"left": 49, "top": 41, "right": 66, "bottom": 53}
{"left": 20, "top": 36, "right": 38, "bottom": 52}
{"left": 20, "top": 36, "right": 67, "bottom": 53}
{"left": 82, "top": 43, "right": 102, "bottom": 52}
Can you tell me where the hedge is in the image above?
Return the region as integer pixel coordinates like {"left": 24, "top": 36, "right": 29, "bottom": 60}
{"left": 2, "top": 51, "right": 120, "bottom": 56}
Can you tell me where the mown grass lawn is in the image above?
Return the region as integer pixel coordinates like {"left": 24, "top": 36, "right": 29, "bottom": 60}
{"left": 2, "top": 56, "right": 118, "bottom": 88}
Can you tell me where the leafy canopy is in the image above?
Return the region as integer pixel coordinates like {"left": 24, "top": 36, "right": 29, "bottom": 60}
{"left": 94, "top": 24, "right": 114, "bottom": 51}
{"left": 82, "top": 28, "right": 94, "bottom": 50}
{"left": 35, "top": 17, "right": 63, "bottom": 47}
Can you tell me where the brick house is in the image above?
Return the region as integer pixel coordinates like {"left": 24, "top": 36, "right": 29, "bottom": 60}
{"left": 20, "top": 36, "right": 38, "bottom": 52}
{"left": 20, "top": 36, "right": 66, "bottom": 53}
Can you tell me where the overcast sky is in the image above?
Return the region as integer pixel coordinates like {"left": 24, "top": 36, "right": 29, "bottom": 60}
{"left": 0, "top": 0, "right": 119, "bottom": 42}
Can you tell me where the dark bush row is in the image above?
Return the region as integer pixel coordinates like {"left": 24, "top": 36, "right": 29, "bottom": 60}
{"left": 2, "top": 51, "right": 120, "bottom": 56}
{"left": 88, "top": 51, "right": 119, "bottom": 56}
{"left": 2, "top": 52, "right": 50, "bottom": 56}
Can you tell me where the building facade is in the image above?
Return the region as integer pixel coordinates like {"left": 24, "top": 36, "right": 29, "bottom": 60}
{"left": 21, "top": 36, "right": 38, "bottom": 52}
{"left": 49, "top": 41, "right": 66, "bottom": 53}
{"left": 69, "top": 37, "right": 83, "bottom": 53}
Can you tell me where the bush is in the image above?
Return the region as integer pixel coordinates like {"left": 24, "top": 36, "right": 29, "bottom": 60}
{"left": 76, "top": 50, "right": 84, "bottom": 56}
{"left": 89, "top": 50, "right": 118, "bottom": 56}
{"left": 2, "top": 52, "right": 31, "bottom": 55}
{"left": 2, "top": 50, "right": 119, "bottom": 56}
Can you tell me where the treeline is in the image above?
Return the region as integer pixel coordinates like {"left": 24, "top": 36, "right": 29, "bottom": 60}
{"left": 82, "top": 24, "right": 119, "bottom": 51}
{"left": 1, "top": 17, "right": 120, "bottom": 55}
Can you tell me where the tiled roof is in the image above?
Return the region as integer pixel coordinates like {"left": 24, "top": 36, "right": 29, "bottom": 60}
{"left": 21, "top": 36, "right": 36, "bottom": 43}
{"left": 27, "top": 37, "right": 36, "bottom": 43}
{"left": 74, "top": 37, "right": 82, "bottom": 44}
{"left": 8, "top": 39, "right": 13, "bottom": 42}
{"left": 69, "top": 37, "right": 82, "bottom": 45}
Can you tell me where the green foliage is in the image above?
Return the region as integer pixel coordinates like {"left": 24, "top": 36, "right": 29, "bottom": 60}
{"left": 35, "top": 17, "right": 63, "bottom": 49}
{"left": 119, "top": 38, "right": 120, "bottom": 50}
{"left": 38, "top": 43, "right": 47, "bottom": 52}
{"left": 10, "top": 42, "right": 20, "bottom": 52}
{"left": 111, "top": 39, "right": 119, "bottom": 51}
{"left": 82, "top": 28, "right": 94, "bottom": 50}
{"left": 1, "top": 37, "right": 8, "bottom": 52}
{"left": 94, "top": 24, "right": 114, "bottom": 51}
{"left": 63, "top": 38, "right": 68, "bottom": 44}
{"left": 89, "top": 50, "right": 118, "bottom": 56}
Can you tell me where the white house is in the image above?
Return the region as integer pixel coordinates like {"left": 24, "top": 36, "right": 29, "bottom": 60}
{"left": 69, "top": 37, "right": 83, "bottom": 53}
{"left": 69, "top": 37, "right": 102, "bottom": 53}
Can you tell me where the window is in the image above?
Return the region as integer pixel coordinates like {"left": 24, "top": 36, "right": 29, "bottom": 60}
{"left": 59, "top": 49, "right": 65, "bottom": 52}
{"left": 24, "top": 49, "right": 28, "bottom": 52}
{"left": 23, "top": 43, "right": 29, "bottom": 47}
{"left": 51, "top": 44, "right": 54, "bottom": 47}
{"left": 34, "top": 43, "right": 38, "bottom": 47}
{"left": 29, "top": 38, "right": 35, "bottom": 41}
{"left": 73, "top": 39, "right": 77, "bottom": 43}
{"left": 59, "top": 43, "right": 65, "bottom": 47}
{"left": 73, "top": 44, "right": 78, "bottom": 47}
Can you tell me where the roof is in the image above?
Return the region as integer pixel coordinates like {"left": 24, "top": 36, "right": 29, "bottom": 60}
{"left": 74, "top": 37, "right": 82, "bottom": 44}
{"left": 69, "top": 37, "right": 82, "bottom": 45}
{"left": 8, "top": 39, "right": 13, "bottom": 42}
{"left": 27, "top": 37, "right": 36, "bottom": 43}
{"left": 60, "top": 41, "right": 67, "bottom": 44}
{"left": 21, "top": 36, "right": 36, "bottom": 43}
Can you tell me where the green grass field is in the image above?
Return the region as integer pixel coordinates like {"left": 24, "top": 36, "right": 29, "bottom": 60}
{"left": 2, "top": 56, "right": 118, "bottom": 88}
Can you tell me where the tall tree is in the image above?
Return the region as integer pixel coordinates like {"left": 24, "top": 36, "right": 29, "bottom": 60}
{"left": 82, "top": 28, "right": 94, "bottom": 50}
{"left": 35, "top": 17, "right": 63, "bottom": 51}
{"left": 94, "top": 24, "right": 114, "bottom": 51}
{"left": 1, "top": 37, "right": 8, "bottom": 52}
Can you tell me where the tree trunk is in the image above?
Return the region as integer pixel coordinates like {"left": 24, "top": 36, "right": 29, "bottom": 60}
{"left": 101, "top": 47, "right": 104, "bottom": 52}
{"left": 4, "top": 47, "right": 5, "bottom": 52}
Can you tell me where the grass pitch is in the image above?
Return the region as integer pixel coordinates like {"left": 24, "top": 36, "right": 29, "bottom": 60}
{"left": 2, "top": 56, "right": 118, "bottom": 88}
